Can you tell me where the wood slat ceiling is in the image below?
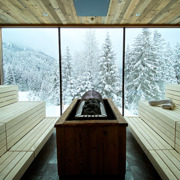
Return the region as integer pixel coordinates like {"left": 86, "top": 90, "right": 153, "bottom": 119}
{"left": 0, "top": 0, "right": 180, "bottom": 26}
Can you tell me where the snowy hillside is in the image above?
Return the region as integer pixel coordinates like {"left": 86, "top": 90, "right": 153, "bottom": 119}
{"left": 3, "top": 42, "right": 60, "bottom": 105}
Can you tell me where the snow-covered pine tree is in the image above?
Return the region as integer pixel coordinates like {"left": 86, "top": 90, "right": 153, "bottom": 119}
{"left": 174, "top": 43, "right": 180, "bottom": 84}
{"left": 152, "top": 30, "right": 167, "bottom": 98}
{"left": 82, "top": 30, "right": 99, "bottom": 88}
{"left": 125, "top": 28, "right": 161, "bottom": 114}
{"left": 124, "top": 45, "right": 133, "bottom": 109}
{"left": 74, "top": 30, "right": 100, "bottom": 91}
{"left": 65, "top": 76, "right": 76, "bottom": 104}
{"left": 163, "top": 43, "right": 177, "bottom": 86}
{"left": 49, "top": 63, "right": 60, "bottom": 105}
{"left": 74, "top": 71, "right": 92, "bottom": 99}
{"left": 98, "top": 32, "right": 121, "bottom": 106}
{"left": 4, "top": 66, "right": 15, "bottom": 85}
{"left": 62, "top": 46, "right": 74, "bottom": 104}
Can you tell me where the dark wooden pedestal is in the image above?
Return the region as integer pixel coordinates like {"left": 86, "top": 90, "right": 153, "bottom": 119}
{"left": 55, "top": 98, "right": 128, "bottom": 177}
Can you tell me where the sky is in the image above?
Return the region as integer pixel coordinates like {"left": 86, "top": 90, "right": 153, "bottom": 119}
{"left": 2, "top": 28, "right": 59, "bottom": 60}
{"left": 2, "top": 27, "right": 180, "bottom": 66}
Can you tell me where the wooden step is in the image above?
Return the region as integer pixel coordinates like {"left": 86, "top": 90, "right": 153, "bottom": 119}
{"left": 10, "top": 117, "right": 59, "bottom": 157}
{"left": 125, "top": 117, "right": 172, "bottom": 151}
{"left": 125, "top": 116, "right": 180, "bottom": 180}
{"left": 0, "top": 101, "right": 46, "bottom": 149}
{"left": 176, "top": 122, "right": 180, "bottom": 153}
{"left": 0, "top": 85, "right": 18, "bottom": 108}
{"left": 139, "top": 101, "right": 180, "bottom": 127}
{"left": 166, "top": 84, "right": 180, "bottom": 106}
{"left": 0, "top": 151, "right": 34, "bottom": 180}
{"left": 0, "top": 117, "right": 59, "bottom": 180}
{"left": 149, "top": 149, "right": 180, "bottom": 180}
{"left": 0, "top": 123, "right": 6, "bottom": 157}
{"left": 138, "top": 101, "right": 180, "bottom": 148}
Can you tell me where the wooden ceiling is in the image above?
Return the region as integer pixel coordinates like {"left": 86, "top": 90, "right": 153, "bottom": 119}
{"left": 0, "top": 0, "right": 180, "bottom": 26}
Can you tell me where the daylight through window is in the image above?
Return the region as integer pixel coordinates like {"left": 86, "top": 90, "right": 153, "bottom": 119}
{"left": 1, "top": 27, "right": 180, "bottom": 116}
{"left": 2, "top": 28, "right": 60, "bottom": 117}
{"left": 125, "top": 28, "right": 180, "bottom": 115}
{"left": 61, "top": 28, "right": 123, "bottom": 113}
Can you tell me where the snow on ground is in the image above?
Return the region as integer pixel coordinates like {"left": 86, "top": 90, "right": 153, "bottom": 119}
{"left": 19, "top": 91, "right": 60, "bottom": 117}
{"left": 18, "top": 91, "right": 30, "bottom": 101}
{"left": 124, "top": 108, "right": 137, "bottom": 116}
{"left": 46, "top": 105, "right": 60, "bottom": 117}
{"left": 18, "top": 91, "right": 136, "bottom": 117}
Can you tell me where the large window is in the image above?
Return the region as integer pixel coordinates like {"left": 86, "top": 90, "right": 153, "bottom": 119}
{"left": 1, "top": 27, "right": 180, "bottom": 117}
{"left": 61, "top": 28, "right": 123, "bottom": 113}
{"left": 125, "top": 28, "right": 180, "bottom": 115}
{"left": 2, "top": 28, "right": 60, "bottom": 116}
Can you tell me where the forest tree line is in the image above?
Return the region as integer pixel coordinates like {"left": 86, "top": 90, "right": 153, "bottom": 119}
{"left": 3, "top": 29, "right": 180, "bottom": 114}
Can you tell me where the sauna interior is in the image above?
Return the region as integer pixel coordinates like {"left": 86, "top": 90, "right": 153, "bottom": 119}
{"left": 0, "top": 0, "right": 180, "bottom": 179}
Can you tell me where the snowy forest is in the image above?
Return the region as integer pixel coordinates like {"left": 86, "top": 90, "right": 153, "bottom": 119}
{"left": 125, "top": 29, "right": 180, "bottom": 113}
{"left": 3, "top": 28, "right": 180, "bottom": 114}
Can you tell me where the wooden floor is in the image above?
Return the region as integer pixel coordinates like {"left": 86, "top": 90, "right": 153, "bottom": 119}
{"left": 21, "top": 128, "right": 161, "bottom": 180}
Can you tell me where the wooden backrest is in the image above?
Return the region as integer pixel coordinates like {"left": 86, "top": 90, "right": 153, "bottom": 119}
{"left": 165, "top": 84, "right": 180, "bottom": 107}
{"left": 0, "top": 85, "right": 18, "bottom": 108}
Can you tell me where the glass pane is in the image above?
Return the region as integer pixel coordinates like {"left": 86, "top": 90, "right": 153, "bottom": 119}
{"left": 61, "top": 28, "right": 123, "bottom": 113}
{"left": 2, "top": 28, "right": 60, "bottom": 117}
{"left": 125, "top": 28, "right": 180, "bottom": 116}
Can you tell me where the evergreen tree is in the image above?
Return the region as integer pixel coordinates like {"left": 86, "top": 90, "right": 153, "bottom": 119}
{"left": 49, "top": 64, "right": 60, "bottom": 105}
{"left": 73, "top": 30, "right": 100, "bottom": 92}
{"left": 125, "top": 28, "right": 160, "bottom": 113}
{"left": 62, "top": 46, "right": 74, "bottom": 104}
{"left": 152, "top": 30, "right": 166, "bottom": 97}
{"left": 82, "top": 30, "right": 99, "bottom": 88}
{"left": 65, "top": 76, "right": 76, "bottom": 103}
{"left": 5, "top": 66, "right": 15, "bottom": 85}
{"left": 174, "top": 43, "right": 180, "bottom": 84}
{"left": 98, "top": 32, "right": 121, "bottom": 106}
{"left": 163, "top": 43, "right": 177, "bottom": 86}
{"left": 74, "top": 71, "right": 92, "bottom": 99}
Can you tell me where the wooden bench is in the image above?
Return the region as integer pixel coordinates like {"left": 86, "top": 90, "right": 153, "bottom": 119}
{"left": 125, "top": 84, "right": 180, "bottom": 180}
{"left": 0, "top": 123, "right": 6, "bottom": 157}
{"left": 125, "top": 117, "right": 180, "bottom": 180}
{"left": 0, "top": 101, "right": 46, "bottom": 150}
{"left": 176, "top": 122, "right": 180, "bottom": 154}
{"left": 139, "top": 84, "right": 180, "bottom": 151}
{"left": 0, "top": 85, "right": 59, "bottom": 179}
{"left": 0, "top": 85, "right": 18, "bottom": 108}
{"left": 166, "top": 85, "right": 180, "bottom": 153}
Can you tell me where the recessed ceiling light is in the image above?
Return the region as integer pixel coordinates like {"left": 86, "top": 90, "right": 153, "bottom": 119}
{"left": 136, "top": 13, "right": 141, "bottom": 16}
{"left": 43, "top": 13, "right": 48, "bottom": 16}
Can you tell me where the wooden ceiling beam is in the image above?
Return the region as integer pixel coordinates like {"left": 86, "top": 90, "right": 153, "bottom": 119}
{"left": 0, "top": 24, "right": 180, "bottom": 28}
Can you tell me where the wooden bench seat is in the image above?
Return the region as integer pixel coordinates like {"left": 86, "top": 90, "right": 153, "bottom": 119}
{"left": 176, "top": 122, "right": 180, "bottom": 153}
{"left": 139, "top": 101, "right": 180, "bottom": 147}
{"left": 0, "top": 85, "right": 18, "bottom": 108}
{"left": 0, "top": 151, "right": 34, "bottom": 180}
{"left": 0, "top": 123, "right": 6, "bottom": 157}
{"left": 125, "top": 117, "right": 180, "bottom": 180}
{"left": 10, "top": 117, "right": 58, "bottom": 157}
{"left": 166, "top": 84, "right": 180, "bottom": 153}
{"left": 0, "top": 85, "right": 60, "bottom": 179}
{"left": 0, "top": 117, "right": 58, "bottom": 180}
{"left": 139, "top": 84, "right": 180, "bottom": 153}
{"left": 149, "top": 149, "right": 180, "bottom": 180}
{"left": 125, "top": 117, "right": 172, "bottom": 151}
{"left": 0, "top": 101, "right": 46, "bottom": 150}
